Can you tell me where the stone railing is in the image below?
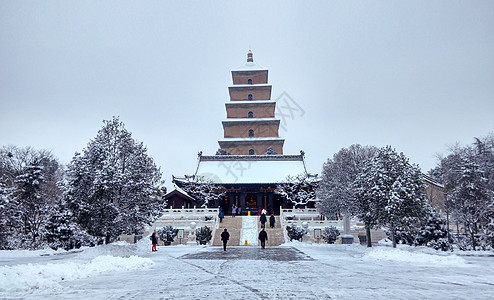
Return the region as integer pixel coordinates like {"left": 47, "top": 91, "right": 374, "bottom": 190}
{"left": 145, "top": 207, "right": 221, "bottom": 245}
{"left": 280, "top": 207, "right": 366, "bottom": 243}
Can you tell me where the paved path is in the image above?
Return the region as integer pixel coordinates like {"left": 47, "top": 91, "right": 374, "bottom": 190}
{"left": 180, "top": 246, "right": 313, "bottom": 261}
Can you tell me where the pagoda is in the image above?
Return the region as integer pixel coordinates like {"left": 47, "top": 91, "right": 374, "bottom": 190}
{"left": 218, "top": 50, "right": 284, "bottom": 155}
{"left": 173, "top": 51, "right": 311, "bottom": 215}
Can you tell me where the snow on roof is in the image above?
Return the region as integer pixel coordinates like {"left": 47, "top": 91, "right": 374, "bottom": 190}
{"left": 235, "top": 61, "right": 266, "bottom": 71}
{"left": 222, "top": 118, "right": 278, "bottom": 122}
{"left": 164, "top": 185, "right": 194, "bottom": 200}
{"left": 225, "top": 100, "right": 275, "bottom": 105}
{"left": 228, "top": 84, "right": 271, "bottom": 88}
{"left": 194, "top": 155, "right": 307, "bottom": 184}
{"left": 218, "top": 137, "right": 285, "bottom": 142}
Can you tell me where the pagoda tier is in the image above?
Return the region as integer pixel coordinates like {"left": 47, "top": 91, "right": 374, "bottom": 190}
{"left": 228, "top": 85, "right": 272, "bottom": 101}
{"left": 225, "top": 101, "right": 275, "bottom": 118}
{"left": 219, "top": 51, "right": 284, "bottom": 155}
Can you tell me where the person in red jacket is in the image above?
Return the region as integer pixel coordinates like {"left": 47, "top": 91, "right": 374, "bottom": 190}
{"left": 150, "top": 230, "right": 158, "bottom": 252}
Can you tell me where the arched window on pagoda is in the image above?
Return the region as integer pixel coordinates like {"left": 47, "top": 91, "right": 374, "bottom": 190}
{"left": 248, "top": 94, "right": 253, "bottom": 100}
{"left": 248, "top": 111, "right": 253, "bottom": 118}
{"left": 248, "top": 79, "right": 252, "bottom": 84}
{"left": 249, "top": 149, "right": 255, "bottom": 155}
{"left": 248, "top": 129, "right": 254, "bottom": 137}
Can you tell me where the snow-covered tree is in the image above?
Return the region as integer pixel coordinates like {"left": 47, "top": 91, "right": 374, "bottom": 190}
{"left": 322, "top": 226, "right": 340, "bottom": 244}
{"left": 179, "top": 176, "right": 225, "bottom": 208}
{"left": 286, "top": 224, "right": 306, "bottom": 241}
{"left": 355, "top": 146, "right": 428, "bottom": 248}
{"left": 62, "top": 117, "right": 165, "bottom": 244}
{"left": 450, "top": 159, "right": 492, "bottom": 250}
{"left": 44, "top": 202, "right": 96, "bottom": 250}
{"left": 433, "top": 134, "right": 494, "bottom": 250}
{"left": 275, "top": 173, "right": 319, "bottom": 207}
{"left": 157, "top": 225, "right": 178, "bottom": 243}
{"left": 416, "top": 210, "right": 451, "bottom": 251}
{"left": 195, "top": 226, "right": 212, "bottom": 243}
{"left": 316, "top": 144, "right": 376, "bottom": 219}
{"left": 0, "top": 146, "right": 63, "bottom": 249}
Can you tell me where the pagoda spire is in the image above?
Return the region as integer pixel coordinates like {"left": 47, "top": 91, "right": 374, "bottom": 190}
{"left": 247, "top": 50, "right": 253, "bottom": 62}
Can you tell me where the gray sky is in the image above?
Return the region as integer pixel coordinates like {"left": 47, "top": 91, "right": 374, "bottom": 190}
{"left": 1, "top": 1, "right": 493, "bottom": 190}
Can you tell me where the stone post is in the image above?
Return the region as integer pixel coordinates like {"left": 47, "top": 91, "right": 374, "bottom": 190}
{"left": 341, "top": 214, "right": 354, "bottom": 244}
{"left": 187, "top": 222, "right": 197, "bottom": 246}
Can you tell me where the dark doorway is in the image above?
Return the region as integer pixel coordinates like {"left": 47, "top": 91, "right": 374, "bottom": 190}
{"left": 220, "top": 195, "right": 230, "bottom": 214}
{"left": 245, "top": 193, "right": 257, "bottom": 209}
{"left": 273, "top": 195, "right": 283, "bottom": 215}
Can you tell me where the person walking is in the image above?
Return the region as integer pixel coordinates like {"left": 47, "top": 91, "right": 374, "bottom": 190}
{"left": 260, "top": 212, "right": 267, "bottom": 229}
{"left": 219, "top": 210, "right": 224, "bottom": 223}
{"left": 258, "top": 229, "right": 268, "bottom": 249}
{"left": 221, "top": 228, "right": 230, "bottom": 251}
{"left": 269, "top": 214, "right": 275, "bottom": 228}
{"left": 232, "top": 205, "right": 237, "bottom": 217}
{"left": 150, "top": 230, "right": 158, "bottom": 252}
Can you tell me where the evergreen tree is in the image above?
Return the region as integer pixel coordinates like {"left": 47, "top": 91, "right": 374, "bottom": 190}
{"left": 44, "top": 203, "right": 95, "bottom": 251}
{"left": 416, "top": 209, "right": 451, "bottom": 251}
{"left": 434, "top": 135, "right": 494, "bottom": 250}
{"left": 62, "top": 117, "right": 165, "bottom": 244}
{"left": 0, "top": 146, "right": 63, "bottom": 249}
{"left": 355, "top": 146, "right": 428, "bottom": 248}
{"left": 317, "top": 144, "right": 376, "bottom": 220}
{"left": 322, "top": 226, "right": 340, "bottom": 244}
{"left": 286, "top": 224, "right": 306, "bottom": 241}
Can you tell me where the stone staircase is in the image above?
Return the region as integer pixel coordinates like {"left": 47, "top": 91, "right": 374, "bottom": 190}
{"left": 212, "top": 216, "right": 242, "bottom": 246}
{"left": 212, "top": 215, "right": 285, "bottom": 246}
{"left": 264, "top": 216, "right": 285, "bottom": 246}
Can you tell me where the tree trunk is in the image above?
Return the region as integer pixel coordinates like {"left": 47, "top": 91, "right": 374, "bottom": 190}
{"left": 469, "top": 223, "right": 476, "bottom": 251}
{"left": 366, "top": 225, "right": 372, "bottom": 247}
{"left": 391, "top": 223, "right": 397, "bottom": 248}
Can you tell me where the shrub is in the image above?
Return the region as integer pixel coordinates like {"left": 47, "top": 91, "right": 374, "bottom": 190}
{"left": 196, "top": 226, "right": 212, "bottom": 243}
{"left": 322, "top": 226, "right": 340, "bottom": 244}
{"left": 286, "top": 224, "right": 306, "bottom": 241}
{"left": 158, "top": 225, "right": 178, "bottom": 242}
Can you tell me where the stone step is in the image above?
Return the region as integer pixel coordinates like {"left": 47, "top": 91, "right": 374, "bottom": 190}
{"left": 213, "top": 216, "right": 242, "bottom": 246}
{"left": 212, "top": 216, "right": 285, "bottom": 247}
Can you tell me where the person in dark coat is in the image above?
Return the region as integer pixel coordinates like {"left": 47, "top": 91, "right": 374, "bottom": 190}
{"left": 220, "top": 228, "right": 230, "bottom": 251}
{"left": 260, "top": 213, "right": 267, "bottom": 229}
{"left": 151, "top": 230, "right": 158, "bottom": 252}
{"left": 258, "top": 229, "right": 268, "bottom": 249}
{"left": 269, "top": 214, "right": 275, "bottom": 228}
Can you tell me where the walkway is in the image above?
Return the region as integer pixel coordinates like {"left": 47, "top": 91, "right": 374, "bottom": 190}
{"left": 212, "top": 215, "right": 285, "bottom": 247}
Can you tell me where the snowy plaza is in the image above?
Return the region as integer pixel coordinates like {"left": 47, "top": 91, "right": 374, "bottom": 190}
{"left": 1, "top": 241, "right": 494, "bottom": 299}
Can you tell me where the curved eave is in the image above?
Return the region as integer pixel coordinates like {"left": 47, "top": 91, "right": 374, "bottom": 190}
{"left": 229, "top": 84, "right": 272, "bottom": 88}
{"left": 225, "top": 100, "right": 274, "bottom": 106}
{"left": 218, "top": 137, "right": 285, "bottom": 143}
{"left": 222, "top": 118, "right": 280, "bottom": 126}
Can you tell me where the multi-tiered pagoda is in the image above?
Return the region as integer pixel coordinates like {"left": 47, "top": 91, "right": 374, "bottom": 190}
{"left": 219, "top": 50, "right": 284, "bottom": 155}
{"left": 172, "top": 51, "right": 310, "bottom": 214}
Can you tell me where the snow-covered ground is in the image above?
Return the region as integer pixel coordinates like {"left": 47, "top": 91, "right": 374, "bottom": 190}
{"left": 1, "top": 240, "right": 493, "bottom": 299}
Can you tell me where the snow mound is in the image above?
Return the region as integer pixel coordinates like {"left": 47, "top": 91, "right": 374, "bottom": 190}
{"left": 362, "top": 247, "right": 466, "bottom": 266}
{"left": 0, "top": 255, "right": 152, "bottom": 293}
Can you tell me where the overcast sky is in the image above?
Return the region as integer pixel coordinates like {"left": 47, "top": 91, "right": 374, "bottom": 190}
{"left": 1, "top": 1, "right": 493, "bottom": 190}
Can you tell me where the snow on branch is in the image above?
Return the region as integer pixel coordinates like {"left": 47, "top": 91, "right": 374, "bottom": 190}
{"left": 275, "top": 173, "right": 319, "bottom": 207}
